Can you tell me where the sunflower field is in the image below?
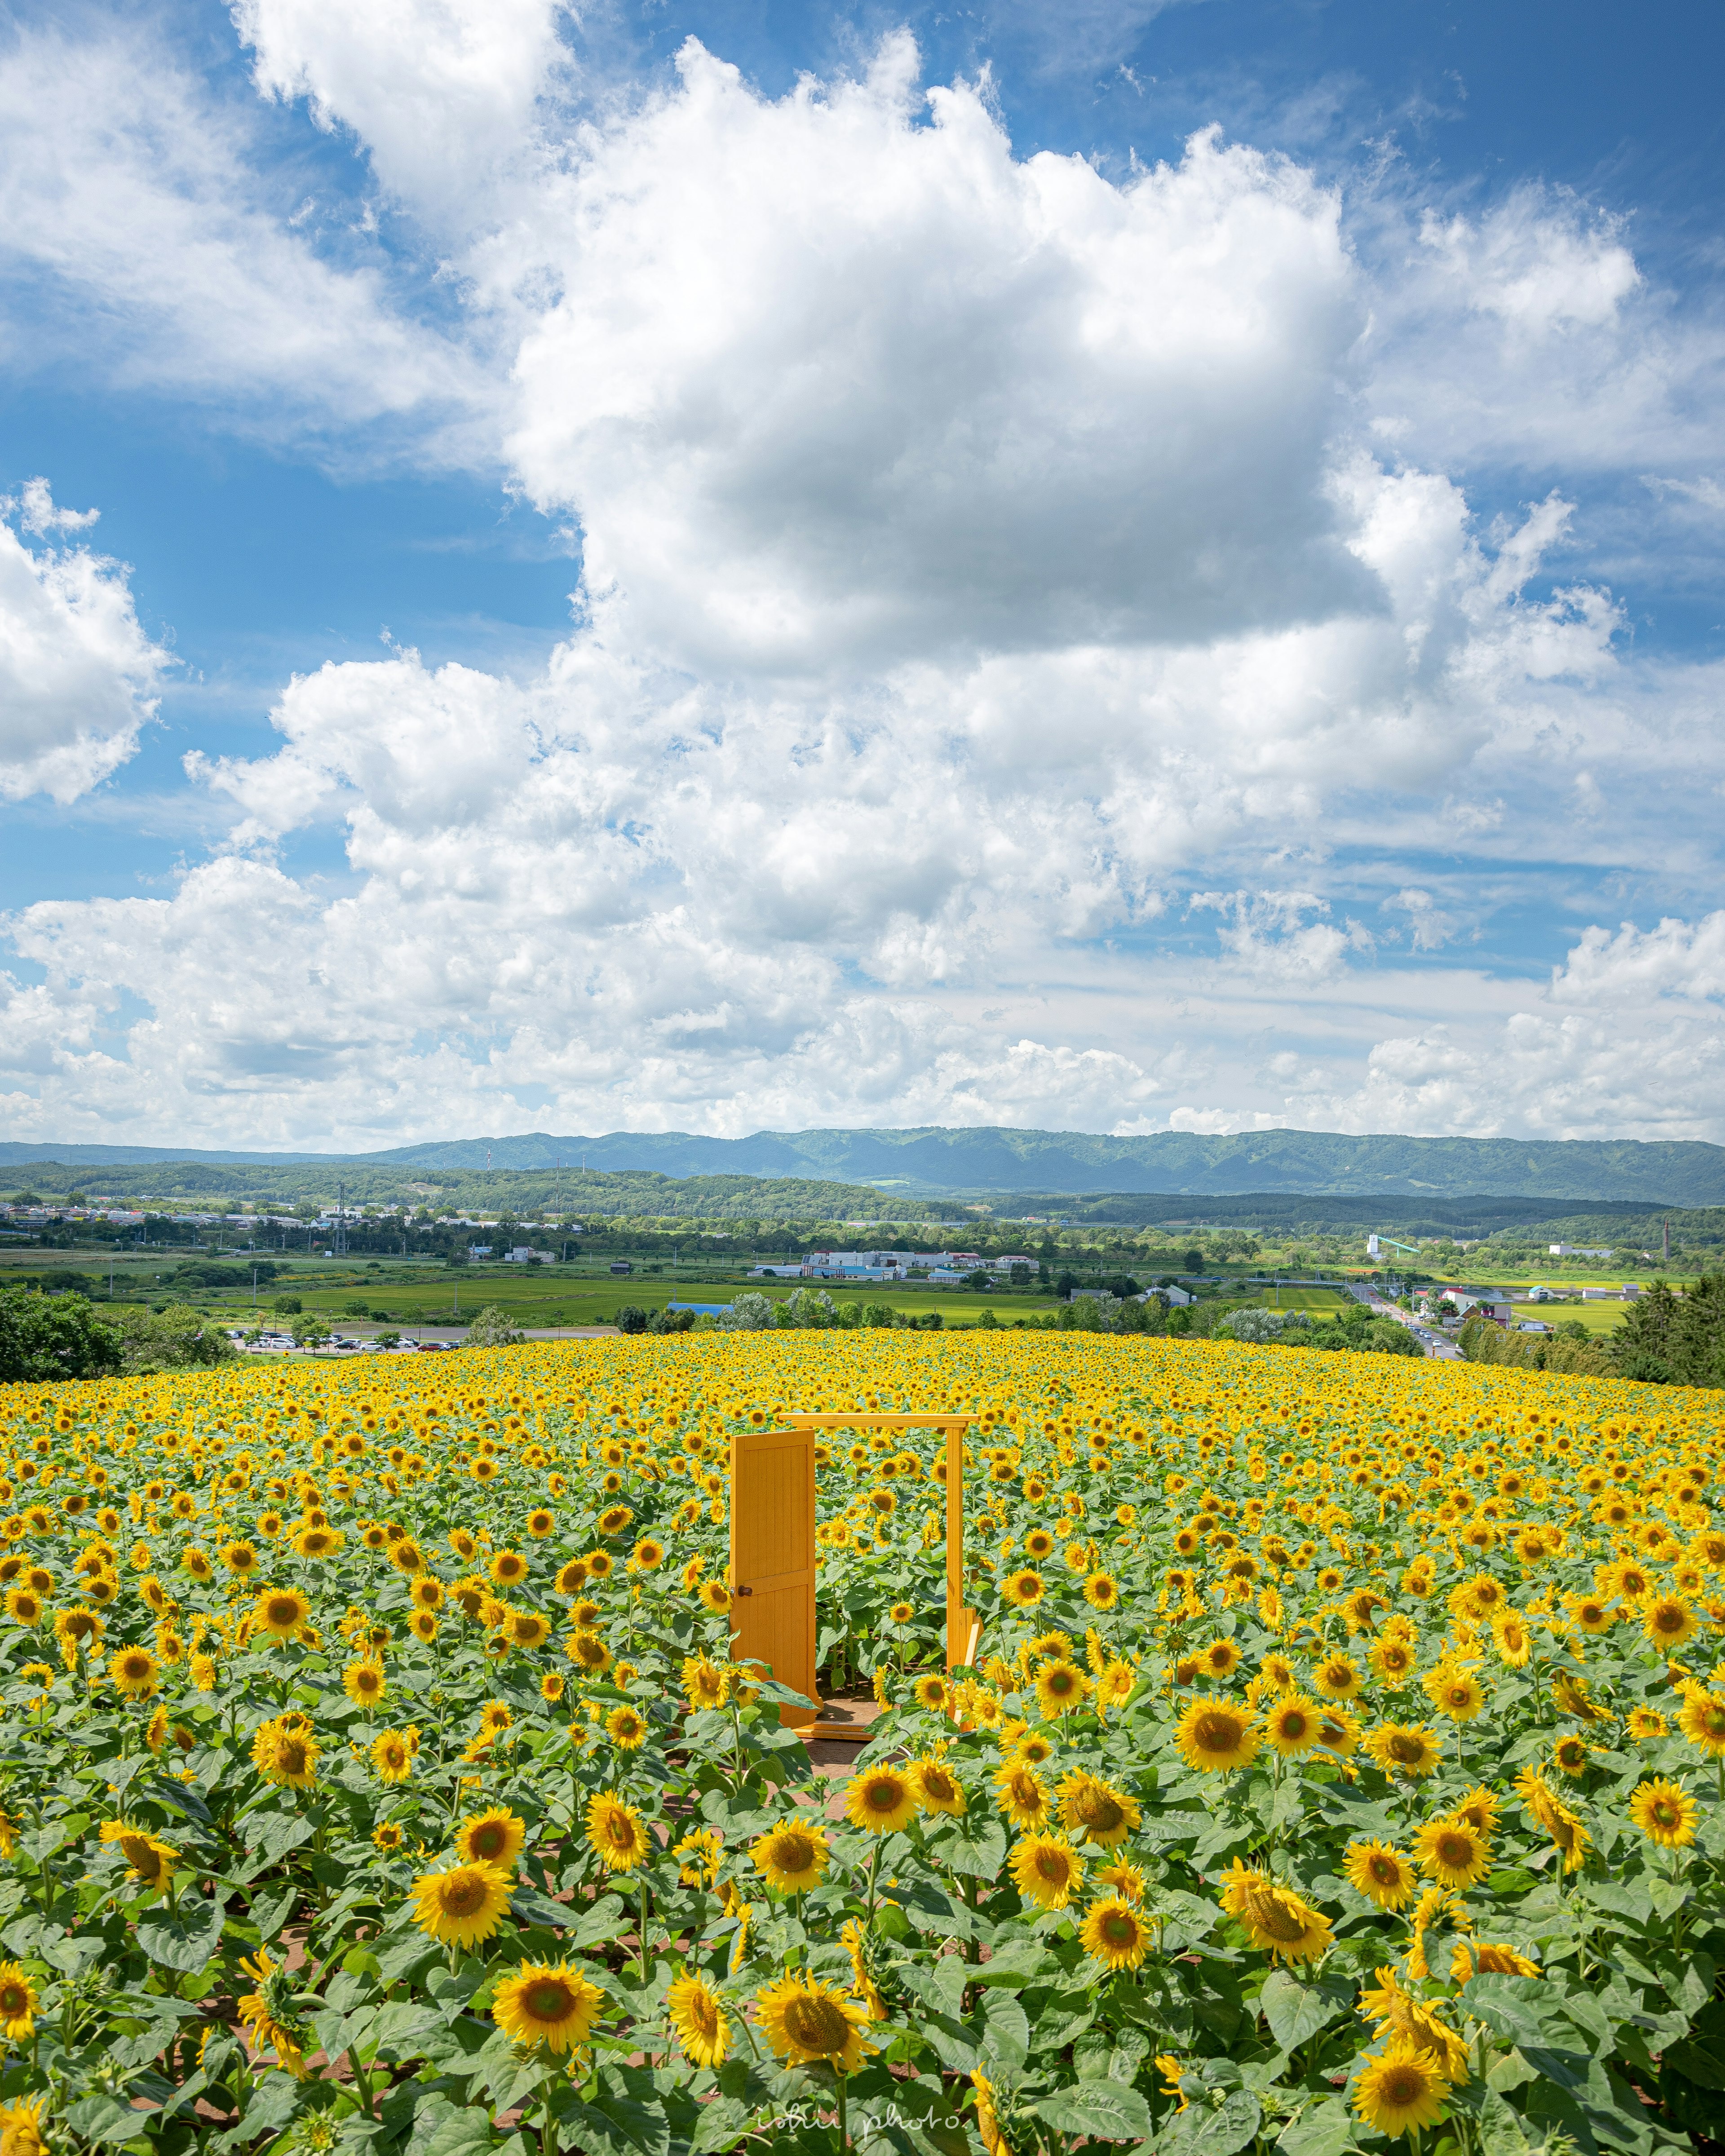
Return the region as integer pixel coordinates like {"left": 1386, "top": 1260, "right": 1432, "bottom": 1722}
{"left": 0, "top": 1333, "right": 1721, "bottom": 2156}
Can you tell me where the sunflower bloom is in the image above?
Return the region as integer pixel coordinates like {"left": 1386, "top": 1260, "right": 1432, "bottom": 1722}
{"left": 254, "top": 1586, "right": 310, "bottom": 1640}
{"left": 342, "top": 1660, "right": 386, "bottom": 1709}
{"left": 1413, "top": 1816, "right": 1491, "bottom": 1890}
{"left": 1057, "top": 1771, "right": 1139, "bottom": 1847}
{"left": 1219, "top": 1863, "right": 1333, "bottom": 1963}
{"left": 1678, "top": 1688, "right": 1725, "bottom": 1758}
{"left": 251, "top": 1716, "right": 320, "bottom": 1790}
{"left": 667, "top": 1968, "right": 730, "bottom": 2067}
{"left": 1080, "top": 1895, "right": 1151, "bottom": 1972}
{"left": 1175, "top": 1699, "right": 1259, "bottom": 1773}
{"left": 411, "top": 1860, "right": 513, "bottom": 1948}
{"left": 100, "top": 1819, "right": 179, "bottom": 1894}
{"left": 681, "top": 1655, "right": 729, "bottom": 1710}
{"left": 1263, "top": 1693, "right": 1322, "bottom": 1758}
{"left": 108, "top": 1645, "right": 159, "bottom": 1701}
{"left": 492, "top": 1960, "right": 604, "bottom": 2053}
{"left": 236, "top": 1950, "right": 310, "bottom": 2078}
{"left": 370, "top": 1727, "right": 416, "bottom": 1785}
{"left": 1363, "top": 1723, "right": 1442, "bottom": 1778}
{"left": 992, "top": 1760, "right": 1052, "bottom": 1830}
{"left": 1009, "top": 1833, "right": 1085, "bottom": 1911}
{"left": 909, "top": 1756, "right": 967, "bottom": 1816}
{"left": 752, "top": 1819, "right": 829, "bottom": 1895}
{"left": 0, "top": 1963, "right": 38, "bottom": 2041}
{"left": 1344, "top": 1839, "right": 1417, "bottom": 1911}
{"left": 844, "top": 1766, "right": 919, "bottom": 1835}
{"left": 755, "top": 1972, "right": 876, "bottom": 2072}
{"left": 1353, "top": 2043, "right": 1452, "bottom": 2138}
{"left": 585, "top": 1792, "right": 650, "bottom": 1873}
{"left": 1630, "top": 1777, "right": 1698, "bottom": 1849}
{"left": 457, "top": 1807, "right": 526, "bottom": 1869}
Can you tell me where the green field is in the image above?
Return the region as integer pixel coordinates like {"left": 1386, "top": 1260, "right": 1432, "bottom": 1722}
{"left": 0, "top": 1252, "right": 1060, "bottom": 1331}
{"left": 1255, "top": 1284, "right": 1353, "bottom": 1313}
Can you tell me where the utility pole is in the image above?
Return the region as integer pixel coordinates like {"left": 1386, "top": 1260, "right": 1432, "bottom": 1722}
{"left": 1664, "top": 1217, "right": 1671, "bottom": 1265}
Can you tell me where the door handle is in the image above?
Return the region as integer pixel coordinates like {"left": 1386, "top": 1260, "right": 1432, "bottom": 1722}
{"left": 735, "top": 1585, "right": 753, "bottom": 1596}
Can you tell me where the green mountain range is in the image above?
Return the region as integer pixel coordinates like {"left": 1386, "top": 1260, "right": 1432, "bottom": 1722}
{"left": 4, "top": 1127, "right": 1722, "bottom": 1204}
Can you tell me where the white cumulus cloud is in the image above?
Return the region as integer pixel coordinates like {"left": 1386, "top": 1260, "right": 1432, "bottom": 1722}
{"left": 234, "top": 0, "right": 569, "bottom": 223}
{"left": 508, "top": 44, "right": 1370, "bottom": 675}
{"left": 0, "top": 491, "right": 169, "bottom": 805}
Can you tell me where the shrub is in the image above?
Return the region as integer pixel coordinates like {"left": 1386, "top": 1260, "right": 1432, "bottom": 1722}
{"left": 718, "top": 1293, "right": 776, "bottom": 1331}
{"left": 0, "top": 1287, "right": 122, "bottom": 1384}
{"left": 464, "top": 1305, "right": 523, "bottom": 1347}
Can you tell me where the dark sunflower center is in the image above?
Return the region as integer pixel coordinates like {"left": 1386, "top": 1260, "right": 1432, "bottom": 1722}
{"left": 783, "top": 1995, "right": 850, "bottom": 2052}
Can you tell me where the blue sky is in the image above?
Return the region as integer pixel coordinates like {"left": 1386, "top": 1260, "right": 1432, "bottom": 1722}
{"left": 1, "top": 0, "right": 1723, "bottom": 1149}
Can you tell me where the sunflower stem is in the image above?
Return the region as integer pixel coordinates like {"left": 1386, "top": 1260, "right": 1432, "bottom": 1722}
{"left": 836, "top": 2066, "right": 849, "bottom": 2152}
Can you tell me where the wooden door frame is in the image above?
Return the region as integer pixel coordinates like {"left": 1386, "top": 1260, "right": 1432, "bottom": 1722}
{"left": 786, "top": 1413, "right": 980, "bottom": 1706}
{"left": 728, "top": 1425, "right": 818, "bottom": 1732}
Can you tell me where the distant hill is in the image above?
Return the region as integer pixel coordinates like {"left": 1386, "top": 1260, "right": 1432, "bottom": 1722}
{"left": 3, "top": 1126, "right": 1722, "bottom": 1205}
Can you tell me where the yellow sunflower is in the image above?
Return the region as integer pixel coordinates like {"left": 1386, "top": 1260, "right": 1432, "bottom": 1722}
{"left": 585, "top": 1792, "right": 650, "bottom": 1873}
{"left": 1174, "top": 1699, "right": 1259, "bottom": 1773}
{"left": 1629, "top": 1776, "right": 1698, "bottom": 1849}
{"left": 1009, "top": 1832, "right": 1085, "bottom": 1911}
{"left": 755, "top": 1973, "right": 876, "bottom": 2072}
{"left": 457, "top": 1807, "right": 526, "bottom": 1869}
{"left": 370, "top": 1727, "right": 416, "bottom": 1785}
{"left": 844, "top": 1766, "right": 919, "bottom": 1835}
{"left": 411, "top": 1860, "right": 513, "bottom": 1947}
{"left": 752, "top": 1818, "right": 829, "bottom": 1894}
{"left": 667, "top": 1969, "right": 730, "bottom": 2068}
{"left": 1363, "top": 1723, "right": 1442, "bottom": 1778}
{"left": 1219, "top": 1863, "right": 1333, "bottom": 1964}
{"left": 342, "top": 1660, "right": 386, "bottom": 1709}
{"left": 108, "top": 1645, "right": 159, "bottom": 1701}
{"left": 992, "top": 1760, "right": 1052, "bottom": 1830}
{"left": 492, "top": 1960, "right": 604, "bottom": 2053}
{"left": 1079, "top": 1895, "right": 1150, "bottom": 1973}
{"left": 909, "top": 1756, "right": 968, "bottom": 1816}
{"left": 251, "top": 1716, "right": 320, "bottom": 1790}
{"left": 1413, "top": 1817, "right": 1491, "bottom": 1891}
{"left": 1344, "top": 1839, "right": 1416, "bottom": 1912}
{"left": 254, "top": 1586, "right": 310, "bottom": 1640}
{"left": 0, "top": 1962, "right": 36, "bottom": 2041}
{"left": 1057, "top": 1771, "right": 1138, "bottom": 1847}
{"left": 1352, "top": 2042, "right": 1451, "bottom": 2138}
{"left": 1263, "top": 1693, "right": 1322, "bottom": 1758}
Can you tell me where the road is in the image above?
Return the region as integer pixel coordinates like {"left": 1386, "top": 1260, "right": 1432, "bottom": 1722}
{"left": 1344, "top": 1283, "right": 1463, "bottom": 1360}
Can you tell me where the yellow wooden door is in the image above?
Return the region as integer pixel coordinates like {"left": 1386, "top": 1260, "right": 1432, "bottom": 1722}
{"left": 730, "top": 1426, "right": 817, "bottom": 1728}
